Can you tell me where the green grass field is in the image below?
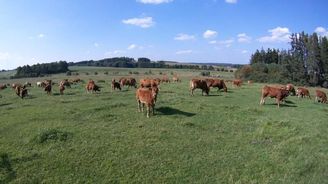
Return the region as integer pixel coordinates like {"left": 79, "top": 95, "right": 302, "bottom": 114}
{"left": 1, "top": 67, "right": 328, "bottom": 183}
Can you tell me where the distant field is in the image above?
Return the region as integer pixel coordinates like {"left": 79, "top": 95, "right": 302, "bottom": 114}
{"left": 1, "top": 67, "right": 328, "bottom": 183}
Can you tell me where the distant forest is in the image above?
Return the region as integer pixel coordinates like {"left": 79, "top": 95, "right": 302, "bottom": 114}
{"left": 11, "top": 57, "right": 240, "bottom": 78}
{"left": 236, "top": 32, "right": 328, "bottom": 87}
{"left": 14, "top": 61, "right": 69, "bottom": 78}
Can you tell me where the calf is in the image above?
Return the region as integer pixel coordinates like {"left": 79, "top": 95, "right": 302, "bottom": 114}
{"left": 136, "top": 87, "right": 158, "bottom": 118}
{"left": 111, "top": 79, "right": 121, "bottom": 91}
{"left": 315, "top": 89, "right": 327, "bottom": 103}
{"left": 296, "top": 87, "right": 311, "bottom": 99}
{"left": 15, "top": 86, "right": 28, "bottom": 99}
{"left": 86, "top": 80, "right": 100, "bottom": 93}
{"left": 190, "top": 79, "right": 209, "bottom": 96}
{"left": 260, "top": 85, "right": 289, "bottom": 108}
{"left": 233, "top": 79, "right": 243, "bottom": 87}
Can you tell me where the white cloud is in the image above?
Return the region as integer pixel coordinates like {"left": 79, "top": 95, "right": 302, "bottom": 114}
{"left": 94, "top": 43, "right": 99, "bottom": 47}
{"left": 0, "top": 52, "right": 10, "bottom": 61}
{"left": 219, "top": 39, "right": 234, "bottom": 47}
{"left": 174, "top": 33, "right": 195, "bottom": 41}
{"left": 105, "top": 50, "right": 126, "bottom": 56}
{"left": 176, "top": 50, "right": 192, "bottom": 54}
{"left": 38, "top": 34, "right": 45, "bottom": 38}
{"left": 241, "top": 50, "right": 248, "bottom": 54}
{"left": 203, "top": 30, "right": 218, "bottom": 39}
{"left": 315, "top": 26, "right": 328, "bottom": 37}
{"left": 258, "top": 27, "right": 291, "bottom": 43}
{"left": 122, "top": 17, "right": 155, "bottom": 28}
{"left": 225, "top": 0, "right": 237, "bottom": 3}
{"left": 128, "top": 44, "right": 137, "bottom": 50}
{"left": 237, "top": 33, "right": 251, "bottom": 43}
{"left": 209, "top": 40, "right": 217, "bottom": 44}
{"left": 137, "top": 0, "right": 173, "bottom": 4}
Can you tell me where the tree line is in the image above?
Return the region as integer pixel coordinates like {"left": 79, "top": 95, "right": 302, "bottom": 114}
{"left": 235, "top": 32, "right": 328, "bottom": 87}
{"left": 14, "top": 61, "right": 69, "bottom": 78}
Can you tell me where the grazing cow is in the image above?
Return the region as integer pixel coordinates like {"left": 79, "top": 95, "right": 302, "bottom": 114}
{"left": 111, "top": 79, "right": 121, "bottom": 91}
{"left": 247, "top": 80, "right": 253, "bottom": 85}
{"left": 260, "top": 85, "right": 290, "bottom": 108}
{"left": 161, "top": 76, "right": 170, "bottom": 83}
{"left": 36, "top": 81, "right": 45, "bottom": 87}
{"left": 136, "top": 86, "right": 158, "bottom": 118}
{"left": 233, "top": 79, "right": 243, "bottom": 87}
{"left": 15, "top": 86, "right": 28, "bottom": 99}
{"left": 315, "top": 89, "right": 327, "bottom": 103}
{"left": 119, "top": 77, "right": 137, "bottom": 89}
{"left": 0, "top": 84, "right": 7, "bottom": 90}
{"left": 85, "top": 80, "right": 100, "bottom": 93}
{"left": 172, "top": 76, "right": 181, "bottom": 82}
{"left": 60, "top": 79, "right": 71, "bottom": 88}
{"left": 12, "top": 83, "right": 22, "bottom": 89}
{"left": 205, "top": 78, "right": 227, "bottom": 93}
{"left": 140, "top": 78, "right": 160, "bottom": 88}
{"left": 190, "top": 79, "right": 210, "bottom": 96}
{"left": 59, "top": 84, "right": 65, "bottom": 95}
{"left": 24, "top": 82, "right": 32, "bottom": 87}
{"left": 286, "top": 83, "right": 296, "bottom": 96}
{"left": 44, "top": 80, "right": 52, "bottom": 95}
{"left": 296, "top": 87, "right": 311, "bottom": 99}
{"left": 71, "top": 78, "right": 81, "bottom": 83}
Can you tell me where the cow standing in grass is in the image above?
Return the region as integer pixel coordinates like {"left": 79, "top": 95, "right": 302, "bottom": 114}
{"left": 190, "top": 79, "right": 209, "bottom": 96}
{"left": 260, "top": 85, "right": 289, "bottom": 108}
{"left": 315, "top": 89, "right": 327, "bottom": 103}
{"left": 286, "top": 83, "right": 296, "bottom": 96}
{"left": 44, "top": 80, "right": 52, "bottom": 95}
{"left": 120, "top": 77, "right": 137, "bottom": 89}
{"left": 233, "top": 79, "right": 243, "bottom": 87}
{"left": 136, "top": 86, "right": 158, "bottom": 118}
{"left": 205, "top": 78, "right": 227, "bottom": 93}
{"left": 111, "top": 79, "right": 121, "bottom": 91}
{"left": 296, "top": 87, "right": 311, "bottom": 99}
{"left": 86, "top": 80, "right": 100, "bottom": 93}
{"left": 140, "top": 78, "right": 160, "bottom": 88}
{"left": 0, "top": 84, "right": 7, "bottom": 90}
{"left": 15, "top": 86, "right": 28, "bottom": 99}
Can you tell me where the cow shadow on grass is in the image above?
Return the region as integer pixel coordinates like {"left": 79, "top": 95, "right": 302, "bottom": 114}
{"left": 265, "top": 103, "right": 297, "bottom": 107}
{"left": 0, "top": 103, "right": 12, "bottom": 107}
{"left": 156, "top": 107, "right": 196, "bottom": 117}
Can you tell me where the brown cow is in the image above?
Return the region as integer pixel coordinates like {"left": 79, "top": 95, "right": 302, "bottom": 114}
{"left": 15, "top": 86, "right": 28, "bottom": 99}
{"left": 140, "top": 78, "right": 159, "bottom": 88}
{"left": 286, "top": 83, "right": 296, "bottom": 96}
{"left": 233, "top": 79, "right": 243, "bottom": 87}
{"left": 190, "top": 79, "right": 210, "bottom": 96}
{"left": 0, "top": 84, "right": 7, "bottom": 90}
{"left": 315, "top": 89, "right": 327, "bottom": 103}
{"left": 205, "top": 78, "right": 227, "bottom": 93}
{"left": 260, "top": 85, "right": 290, "bottom": 108}
{"left": 296, "top": 87, "right": 311, "bottom": 99}
{"left": 44, "top": 80, "right": 52, "bottom": 95}
{"left": 59, "top": 84, "right": 65, "bottom": 95}
{"left": 161, "top": 76, "right": 170, "bottom": 83}
{"left": 60, "top": 79, "right": 71, "bottom": 88}
{"left": 172, "top": 76, "right": 181, "bottom": 82}
{"left": 111, "top": 79, "right": 121, "bottom": 91}
{"left": 136, "top": 86, "right": 158, "bottom": 118}
{"left": 86, "top": 80, "right": 100, "bottom": 93}
{"left": 120, "top": 77, "right": 137, "bottom": 89}
{"left": 12, "top": 83, "right": 22, "bottom": 89}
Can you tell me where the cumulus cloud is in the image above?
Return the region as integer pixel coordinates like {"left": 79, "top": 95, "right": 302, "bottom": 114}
{"left": 241, "top": 50, "right": 248, "bottom": 54}
{"left": 105, "top": 50, "right": 126, "bottom": 56}
{"left": 258, "top": 27, "right": 291, "bottom": 43}
{"left": 122, "top": 17, "right": 155, "bottom": 28}
{"left": 174, "top": 33, "right": 195, "bottom": 41}
{"left": 237, "top": 33, "right": 251, "bottom": 43}
{"left": 137, "top": 0, "right": 173, "bottom": 4}
{"left": 128, "top": 44, "right": 137, "bottom": 50}
{"left": 203, "top": 30, "right": 217, "bottom": 39}
{"left": 209, "top": 40, "right": 217, "bottom": 44}
{"left": 219, "top": 39, "right": 234, "bottom": 47}
{"left": 225, "top": 0, "right": 237, "bottom": 3}
{"left": 315, "top": 26, "right": 328, "bottom": 37}
{"left": 94, "top": 43, "right": 99, "bottom": 47}
{"left": 176, "top": 50, "right": 192, "bottom": 54}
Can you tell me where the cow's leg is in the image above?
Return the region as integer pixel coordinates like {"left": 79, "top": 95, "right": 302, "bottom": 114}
{"left": 146, "top": 105, "right": 150, "bottom": 118}
{"left": 137, "top": 100, "right": 142, "bottom": 112}
{"left": 190, "top": 88, "right": 194, "bottom": 96}
{"left": 152, "top": 104, "right": 155, "bottom": 115}
{"left": 276, "top": 98, "right": 280, "bottom": 108}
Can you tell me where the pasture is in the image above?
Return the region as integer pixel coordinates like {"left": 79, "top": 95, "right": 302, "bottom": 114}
{"left": 1, "top": 67, "right": 328, "bottom": 183}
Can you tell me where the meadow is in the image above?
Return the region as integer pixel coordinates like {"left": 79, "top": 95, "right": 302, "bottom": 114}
{"left": 1, "top": 67, "right": 328, "bottom": 183}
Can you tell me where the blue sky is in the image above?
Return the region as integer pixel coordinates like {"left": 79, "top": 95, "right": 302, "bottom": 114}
{"left": 1, "top": 0, "right": 328, "bottom": 69}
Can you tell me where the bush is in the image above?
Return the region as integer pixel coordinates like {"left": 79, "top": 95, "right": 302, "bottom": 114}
{"left": 94, "top": 72, "right": 98, "bottom": 75}
{"left": 98, "top": 80, "right": 106, "bottom": 83}
{"left": 133, "top": 71, "right": 139, "bottom": 75}
{"left": 66, "top": 71, "right": 72, "bottom": 76}
{"left": 104, "top": 71, "right": 109, "bottom": 75}
{"left": 85, "top": 72, "right": 89, "bottom": 75}
{"left": 200, "top": 71, "right": 210, "bottom": 76}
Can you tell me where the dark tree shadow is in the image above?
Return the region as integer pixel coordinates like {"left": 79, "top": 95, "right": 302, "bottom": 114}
{"left": 0, "top": 103, "right": 12, "bottom": 107}
{"left": 156, "top": 107, "right": 196, "bottom": 117}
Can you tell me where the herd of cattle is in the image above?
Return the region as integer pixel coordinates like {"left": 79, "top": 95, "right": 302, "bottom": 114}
{"left": 0, "top": 76, "right": 327, "bottom": 117}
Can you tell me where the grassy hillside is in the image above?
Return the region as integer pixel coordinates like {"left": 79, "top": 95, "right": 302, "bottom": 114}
{"left": 1, "top": 67, "right": 328, "bottom": 183}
